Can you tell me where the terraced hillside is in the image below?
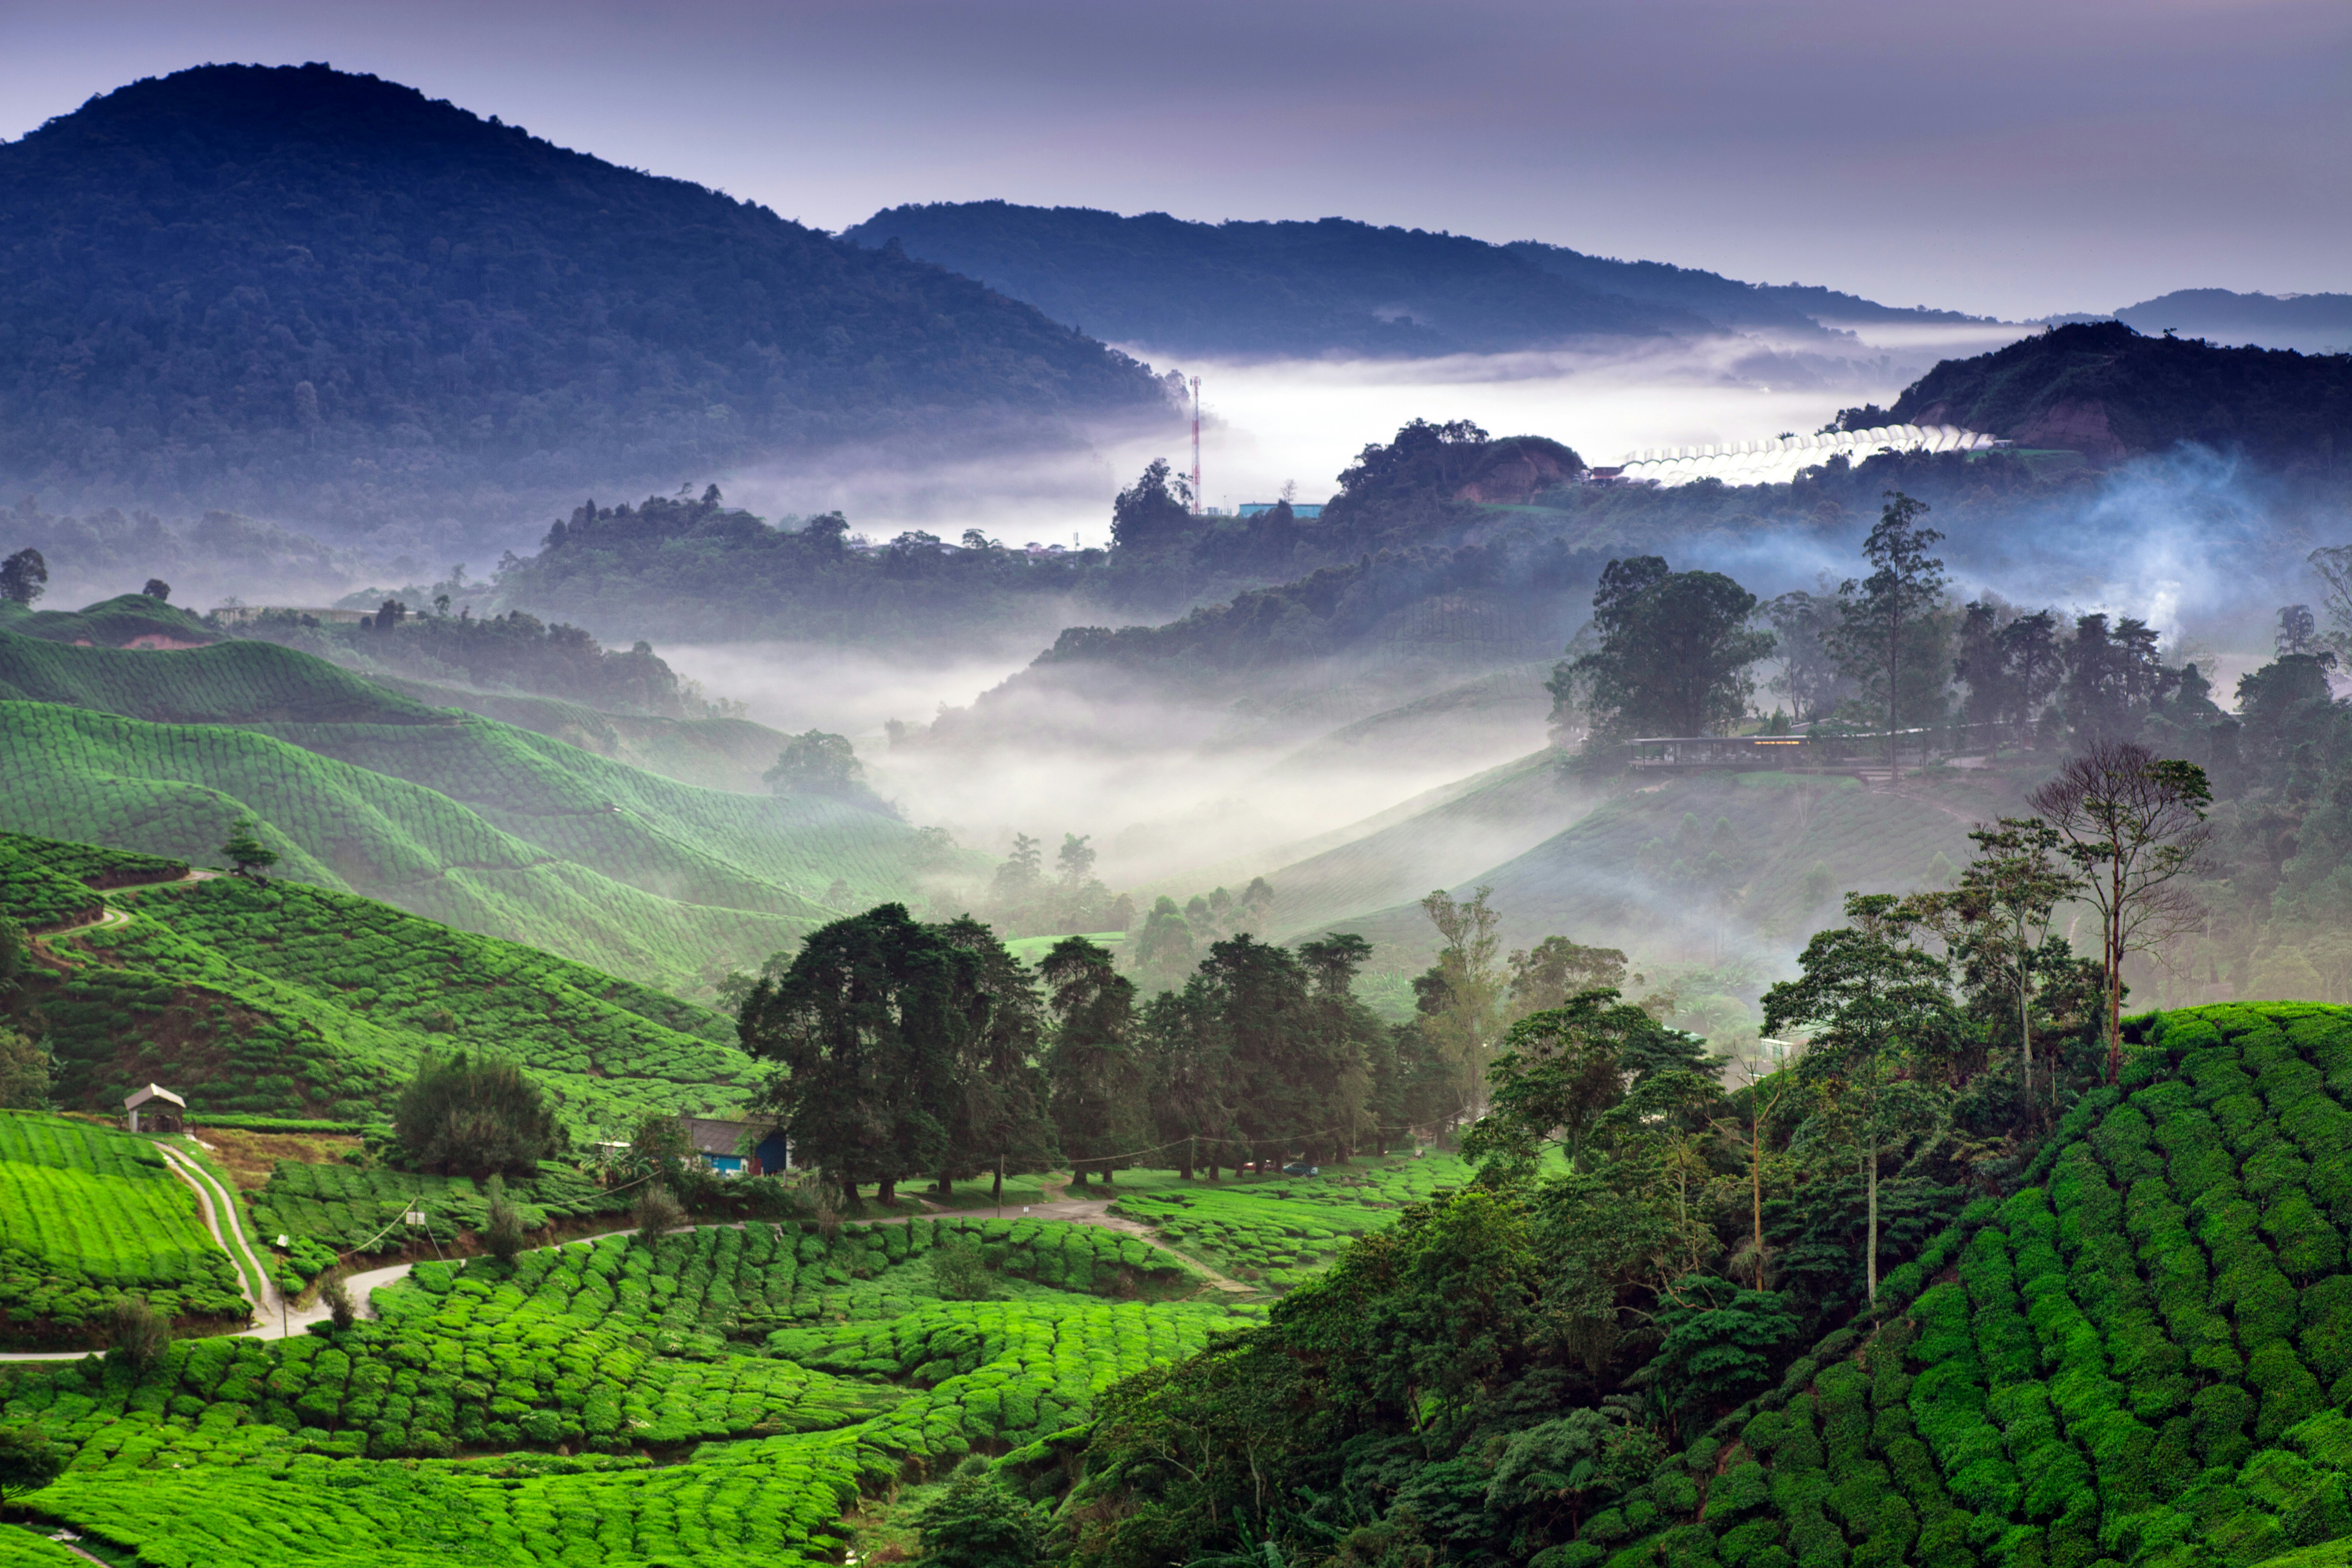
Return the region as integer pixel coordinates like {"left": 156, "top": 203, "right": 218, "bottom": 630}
{"left": 0, "top": 632, "right": 945, "bottom": 995}
{"left": 2, "top": 831, "right": 748, "bottom": 1130}
{"left": 1555, "top": 1002, "right": 2352, "bottom": 1568}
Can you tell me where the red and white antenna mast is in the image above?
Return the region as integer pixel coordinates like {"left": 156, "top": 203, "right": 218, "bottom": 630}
{"left": 1189, "top": 375, "right": 1202, "bottom": 515}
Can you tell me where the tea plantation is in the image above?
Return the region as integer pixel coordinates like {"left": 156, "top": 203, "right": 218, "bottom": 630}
{"left": 0, "top": 1111, "right": 246, "bottom": 1343}
{"left": 1108, "top": 1154, "right": 1478, "bottom": 1290}
{"left": 1539, "top": 1002, "right": 2352, "bottom": 1568}
{"left": 1, "top": 831, "right": 755, "bottom": 1129}
{"left": 0, "top": 630, "right": 960, "bottom": 995}
{"left": 0, "top": 1213, "right": 1252, "bottom": 1567}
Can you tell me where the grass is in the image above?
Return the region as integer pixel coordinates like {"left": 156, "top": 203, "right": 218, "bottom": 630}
{"left": 0, "top": 1110, "right": 246, "bottom": 1343}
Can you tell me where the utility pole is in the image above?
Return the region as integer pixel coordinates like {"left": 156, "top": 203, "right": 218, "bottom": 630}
{"left": 1190, "top": 376, "right": 1202, "bottom": 515}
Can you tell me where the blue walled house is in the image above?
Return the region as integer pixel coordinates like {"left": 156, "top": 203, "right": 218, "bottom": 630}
{"left": 680, "top": 1116, "right": 789, "bottom": 1177}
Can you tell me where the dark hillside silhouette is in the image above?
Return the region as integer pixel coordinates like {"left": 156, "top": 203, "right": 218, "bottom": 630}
{"left": 0, "top": 64, "right": 1164, "bottom": 525}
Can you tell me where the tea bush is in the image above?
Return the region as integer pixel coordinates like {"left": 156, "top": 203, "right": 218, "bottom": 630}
{"left": 1108, "top": 1154, "right": 1474, "bottom": 1290}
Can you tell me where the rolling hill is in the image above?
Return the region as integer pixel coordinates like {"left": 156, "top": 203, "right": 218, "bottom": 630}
{"left": 1, "top": 829, "right": 750, "bottom": 1132}
{"left": 0, "top": 63, "right": 1165, "bottom": 524}
{"left": 0, "top": 631, "right": 949, "bottom": 997}
{"left": 841, "top": 202, "right": 1994, "bottom": 357}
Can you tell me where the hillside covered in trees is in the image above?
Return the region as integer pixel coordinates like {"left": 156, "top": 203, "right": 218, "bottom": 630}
{"left": 0, "top": 65, "right": 1168, "bottom": 527}
{"left": 843, "top": 202, "right": 1985, "bottom": 357}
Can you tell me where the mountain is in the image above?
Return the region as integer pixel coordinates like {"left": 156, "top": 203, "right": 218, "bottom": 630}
{"left": 0, "top": 829, "right": 747, "bottom": 1132}
{"left": 0, "top": 626, "right": 953, "bottom": 997}
{"left": 843, "top": 203, "right": 1711, "bottom": 356}
{"left": 841, "top": 201, "right": 1994, "bottom": 358}
{"left": 1885, "top": 321, "right": 2352, "bottom": 466}
{"left": 0, "top": 64, "right": 1165, "bottom": 526}
{"left": 2042, "top": 289, "right": 2352, "bottom": 355}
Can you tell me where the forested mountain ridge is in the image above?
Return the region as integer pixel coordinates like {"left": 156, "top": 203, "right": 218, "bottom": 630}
{"left": 1886, "top": 321, "right": 2352, "bottom": 466}
{"left": 842, "top": 201, "right": 1998, "bottom": 357}
{"left": 0, "top": 64, "right": 1166, "bottom": 525}
{"left": 844, "top": 203, "right": 1703, "bottom": 356}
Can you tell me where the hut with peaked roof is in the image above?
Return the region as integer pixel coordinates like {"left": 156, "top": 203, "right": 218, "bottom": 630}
{"left": 124, "top": 1084, "right": 186, "bottom": 1133}
{"left": 678, "top": 1115, "right": 788, "bottom": 1177}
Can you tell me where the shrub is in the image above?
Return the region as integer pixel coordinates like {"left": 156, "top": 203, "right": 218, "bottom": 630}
{"left": 318, "top": 1273, "right": 355, "bottom": 1331}
{"left": 0, "top": 1422, "right": 64, "bottom": 1520}
{"left": 633, "top": 1185, "right": 684, "bottom": 1248}
{"left": 914, "top": 1455, "right": 1044, "bottom": 1568}
{"left": 482, "top": 1176, "right": 525, "bottom": 1266}
{"left": 100, "top": 1294, "right": 171, "bottom": 1370}
{"left": 932, "top": 1238, "right": 999, "bottom": 1302}
{"left": 392, "top": 1050, "right": 558, "bottom": 1177}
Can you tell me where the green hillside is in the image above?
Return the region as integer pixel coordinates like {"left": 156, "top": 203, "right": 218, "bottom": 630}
{"left": 0, "top": 595, "right": 217, "bottom": 650}
{"left": 1, "top": 830, "right": 750, "bottom": 1131}
{"left": 1324, "top": 767, "right": 2009, "bottom": 970}
{"left": 1545, "top": 1001, "right": 2352, "bottom": 1568}
{"left": 0, "top": 632, "right": 941, "bottom": 995}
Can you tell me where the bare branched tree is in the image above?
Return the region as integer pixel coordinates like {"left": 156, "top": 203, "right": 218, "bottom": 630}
{"left": 2027, "top": 741, "right": 2213, "bottom": 1085}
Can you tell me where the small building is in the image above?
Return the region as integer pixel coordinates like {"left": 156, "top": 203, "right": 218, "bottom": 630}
{"left": 678, "top": 1116, "right": 789, "bottom": 1178}
{"left": 124, "top": 1084, "right": 186, "bottom": 1134}
{"left": 1237, "top": 502, "right": 1325, "bottom": 519}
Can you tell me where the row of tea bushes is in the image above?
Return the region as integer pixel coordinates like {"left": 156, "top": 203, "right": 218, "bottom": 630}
{"left": 32, "top": 1424, "right": 875, "bottom": 1568}
{"left": 252, "top": 1160, "right": 634, "bottom": 1255}
{"left": 1584, "top": 1002, "right": 2352, "bottom": 1568}
{"left": 764, "top": 1296, "right": 1262, "bottom": 1460}
{"left": 2, "top": 1240, "right": 903, "bottom": 1462}
{"left": 1108, "top": 1184, "right": 1395, "bottom": 1290}
{"left": 0, "top": 1112, "right": 247, "bottom": 1341}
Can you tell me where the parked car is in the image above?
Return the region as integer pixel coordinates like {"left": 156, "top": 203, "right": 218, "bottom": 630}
{"left": 1282, "top": 1161, "right": 1319, "bottom": 1177}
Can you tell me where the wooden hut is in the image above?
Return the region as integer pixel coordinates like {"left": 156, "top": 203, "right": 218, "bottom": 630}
{"left": 124, "top": 1084, "right": 186, "bottom": 1133}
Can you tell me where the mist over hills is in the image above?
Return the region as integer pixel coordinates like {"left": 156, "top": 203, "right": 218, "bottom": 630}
{"left": 842, "top": 200, "right": 1998, "bottom": 358}
{"left": 0, "top": 64, "right": 1167, "bottom": 530}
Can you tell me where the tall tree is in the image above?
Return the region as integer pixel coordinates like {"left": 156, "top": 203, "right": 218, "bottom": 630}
{"left": 1042, "top": 936, "right": 1148, "bottom": 1187}
{"left": 2059, "top": 613, "right": 2175, "bottom": 744}
{"left": 1505, "top": 935, "right": 1629, "bottom": 1018}
{"left": 935, "top": 916, "right": 1057, "bottom": 1202}
{"left": 1763, "top": 587, "right": 1849, "bottom": 724}
{"left": 740, "top": 904, "right": 979, "bottom": 1206}
{"left": 1762, "top": 894, "right": 1955, "bottom": 1306}
{"left": 765, "top": 730, "right": 867, "bottom": 799}
{"left": 1831, "top": 491, "right": 1946, "bottom": 782}
{"left": 1110, "top": 458, "right": 1195, "bottom": 551}
{"left": 1463, "top": 989, "right": 1662, "bottom": 1178}
{"left": 2027, "top": 741, "right": 2212, "bottom": 1084}
{"left": 1562, "top": 557, "right": 1775, "bottom": 742}
{"left": 0, "top": 548, "right": 45, "bottom": 606}
{"left": 1907, "top": 817, "right": 2084, "bottom": 1116}
{"left": 1996, "top": 608, "right": 2065, "bottom": 740}
{"left": 1141, "top": 979, "right": 1235, "bottom": 1178}
{"left": 1416, "top": 887, "right": 1506, "bottom": 1121}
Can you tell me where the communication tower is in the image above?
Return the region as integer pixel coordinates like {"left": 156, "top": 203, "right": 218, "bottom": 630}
{"left": 1190, "top": 376, "right": 1202, "bottom": 515}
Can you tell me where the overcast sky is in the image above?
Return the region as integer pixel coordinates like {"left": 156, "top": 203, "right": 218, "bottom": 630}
{"left": 4, "top": 0, "right": 2345, "bottom": 321}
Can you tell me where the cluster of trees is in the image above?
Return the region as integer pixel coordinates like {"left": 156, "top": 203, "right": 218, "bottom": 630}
{"left": 221, "top": 587, "right": 726, "bottom": 719}
{"left": 1126, "top": 878, "right": 1275, "bottom": 993}
{"left": 1551, "top": 489, "right": 2227, "bottom": 771}
{"left": 975, "top": 832, "right": 1132, "bottom": 940}
{"left": 1043, "top": 753, "right": 2220, "bottom": 1568}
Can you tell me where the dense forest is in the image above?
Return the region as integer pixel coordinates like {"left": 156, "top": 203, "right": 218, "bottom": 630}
{"left": 0, "top": 64, "right": 1168, "bottom": 527}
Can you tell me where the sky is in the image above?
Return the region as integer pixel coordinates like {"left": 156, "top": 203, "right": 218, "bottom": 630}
{"left": 3, "top": 0, "right": 2345, "bottom": 322}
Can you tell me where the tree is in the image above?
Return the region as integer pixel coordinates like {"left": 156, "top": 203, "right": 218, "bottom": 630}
{"left": 2060, "top": 612, "right": 2174, "bottom": 744}
{"left": 2279, "top": 604, "right": 2319, "bottom": 656}
{"left": 1415, "top": 887, "right": 1506, "bottom": 1120}
{"left": 1110, "top": 458, "right": 1194, "bottom": 552}
{"left": 219, "top": 816, "right": 278, "bottom": 880}
{"left": 0, "top": 1025, "right": 50, "bottom": 1111}
{"left": 934, "top": 916, "right": 1058, "bottom": 1202}
{"left": 1763, "top": 587, "right": 1848, "bottom": 724}
{"left": 915, "top": 1455, "right": 1045, "bottom": 1568}
{"left": 1506, "top": 936, "right": 1628, "bottom": 1018}
{"left": 0, "top": 1423, "right": 63, "bottom": 1520}
{"left": 1907, "top": 817, "right": 2084, "bottom": 1115}
{"left": 1563, "top": 557, "right": 1774, "bottom": 743}
{"left": 1463, "top": 990, "right": 1666, "bottom": 1178}
{"left": 1129, "top": 895, "right": 1196, "bottom": 993}
{"left": 2027, "top": 741, "right": 2213, "bottom": 1084}
{"left": 1762, "top": 894, "right": 1956, "bottom": 1306}
{"left": 633, "top": 1184, "right": 683, "bottom": 1246}
{"left": 1042, "top": 937, "right": 1148, "bottom": 1188}
{"left": 765, "top": 730, "right": 865, "bottom": 798}
{"left": 1831, "top": 491, "right": 1946, "bottom": 781}
{"left": 141, "top": 578, "right": 171, "bottom": 601}
{"left": 0, "top": 548, "right": 46, "bottom": 606}
{"left": 1055, "top": 833, "right": 1097, "bottom": 883}
{"left": 1996, "top": 608, "right": 2065, "bottom": 739}
{"left": 1636, "top": 1276, "right": 1802, "bottom": 1433}
{"left": 740, "top": 904, "right": 985, "bottom": 1207}
{"left": 392, "top": 1050, "right": 559, "bottom": 1176}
